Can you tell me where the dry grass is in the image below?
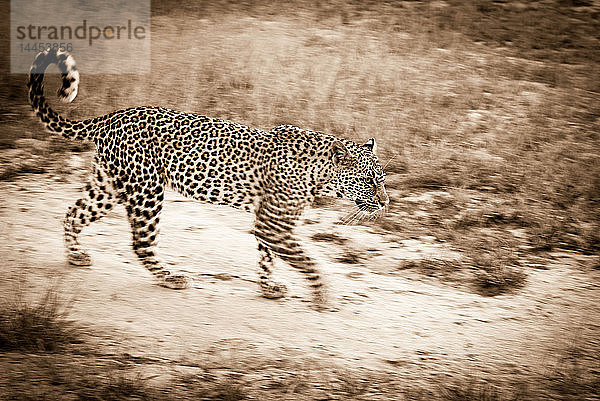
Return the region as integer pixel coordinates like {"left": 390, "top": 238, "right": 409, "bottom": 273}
{"left": 473, "top": 264, "right": 527, "bottom": 297}
{"left": 396, "top": 258, "right": 463, "bottom": 281}
{"left": 0, "top": 279, "right": 595, "bottom": 400}
{"left": 438, "top": 381, "right": 528, "bottom": 401}
{"left": 0, "top": 286, "right": 78, "bottom": 352}
{"left": 2, "top": 347, "right": 598, "bottom": 400}
{"left": 544, "top": 346, "right": 600, "bottom": 399}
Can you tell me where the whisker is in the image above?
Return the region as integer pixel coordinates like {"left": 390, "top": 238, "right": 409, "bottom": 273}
{"left": 337, "top": 213, "right": 350, "bottom": 225}
{"left": 338, "top": 208, "right": 361, "bottom": 225}
{"left": 343, "top": 214, "right": 356, "bottom": 226}
{"left": 383, "top": 153, "right": 398, "bottom": 172}
{"left": 352, "top": 211, "right": 367, "bottom": 225}
{"left": 350, "top": 209, "right": 368, "bottom": 225}
{"left": 341, "top": 212, "right": 355, "bottom": 226}
{"left": 351, "top": 210, "right": 366, "bottom": 226}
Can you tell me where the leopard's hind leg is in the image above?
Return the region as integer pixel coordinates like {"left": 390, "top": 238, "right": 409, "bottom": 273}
{"left": 118, "top": 168, "right": 189, "bottom": 290}
{"left": 64, "top": 158, "right": 117, "bottom": 266}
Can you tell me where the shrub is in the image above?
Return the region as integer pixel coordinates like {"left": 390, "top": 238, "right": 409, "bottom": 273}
{"left": 0, "top": 287, "right": 77, "bottom": 352}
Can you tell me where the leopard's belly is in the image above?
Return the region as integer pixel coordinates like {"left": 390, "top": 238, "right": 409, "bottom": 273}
{"left": 158, "top": 123, "right": 268, "bottom": 210}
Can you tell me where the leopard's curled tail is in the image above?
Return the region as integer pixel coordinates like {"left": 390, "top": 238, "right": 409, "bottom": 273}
{"left": 27, "top": 49, "right": 89, "bottom": 140}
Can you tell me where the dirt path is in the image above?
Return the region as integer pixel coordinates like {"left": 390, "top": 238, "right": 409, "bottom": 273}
{"left": 1, "top": 162, "right": 599, "bottom": 387}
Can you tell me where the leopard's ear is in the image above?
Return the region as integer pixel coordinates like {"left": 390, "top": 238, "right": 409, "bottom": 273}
{"left": 362, "top": 138, "right": 377, "bottom": 154}
{"left": 331, "top": 140, "right": 354, "bottom": 169}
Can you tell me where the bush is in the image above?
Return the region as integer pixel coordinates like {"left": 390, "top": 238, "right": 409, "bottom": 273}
{"left": 0, "top": 287, "right": 77, "bottom": 352}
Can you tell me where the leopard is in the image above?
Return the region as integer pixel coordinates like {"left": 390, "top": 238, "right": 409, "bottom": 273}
{"left": 27, "top": 49, "right": 389, "bottom": 306}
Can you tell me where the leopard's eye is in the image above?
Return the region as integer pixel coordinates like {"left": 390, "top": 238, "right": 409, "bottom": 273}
{"left": 364, "top": 176, "right": 377, "bottom": 189}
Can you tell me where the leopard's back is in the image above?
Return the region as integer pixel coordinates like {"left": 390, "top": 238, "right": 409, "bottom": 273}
{"left": 89, "top": 106, "right": 272, "bottom": 211}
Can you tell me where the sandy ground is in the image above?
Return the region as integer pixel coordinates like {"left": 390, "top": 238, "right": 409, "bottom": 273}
{"left": 1, "top": 155, "right": 599, "bottom": 390}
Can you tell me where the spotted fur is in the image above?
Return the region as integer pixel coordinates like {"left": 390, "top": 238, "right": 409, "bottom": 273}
{"left": 27, "top": 49, "right": 389, "bottom": 305}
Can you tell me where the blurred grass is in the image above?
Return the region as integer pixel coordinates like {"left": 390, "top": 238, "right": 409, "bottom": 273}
{"left": 1, "top": 342, "right": 598, "bottom": 400}
{"left": 0, "top": 285, "right": 78, "bottom": 352}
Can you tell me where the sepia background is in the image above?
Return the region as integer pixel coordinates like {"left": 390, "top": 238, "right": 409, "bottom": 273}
{"left": 1, "top": 0, "right": 599, "bottom": 399}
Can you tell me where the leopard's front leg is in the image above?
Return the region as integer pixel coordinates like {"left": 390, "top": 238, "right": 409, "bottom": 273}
{"left": 254, "top": 195, "right": 326, "bottom": 306}
{"left": 256, "top": 242, "right": 288, "bottom": 299}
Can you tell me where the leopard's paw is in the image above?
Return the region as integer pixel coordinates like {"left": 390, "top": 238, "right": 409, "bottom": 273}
{"left": 158, "top": 272, "right": 190, "bottom": 290}
{"left": 67, "top": 250, "right": 92, "bottom": 266}
{"left": 260, "top": 281, "right": 288, "bottom": 299}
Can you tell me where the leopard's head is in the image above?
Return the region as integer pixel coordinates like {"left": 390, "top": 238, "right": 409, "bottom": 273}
{"left": 330, "top": 138, "right": 389, "bottom": 214}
